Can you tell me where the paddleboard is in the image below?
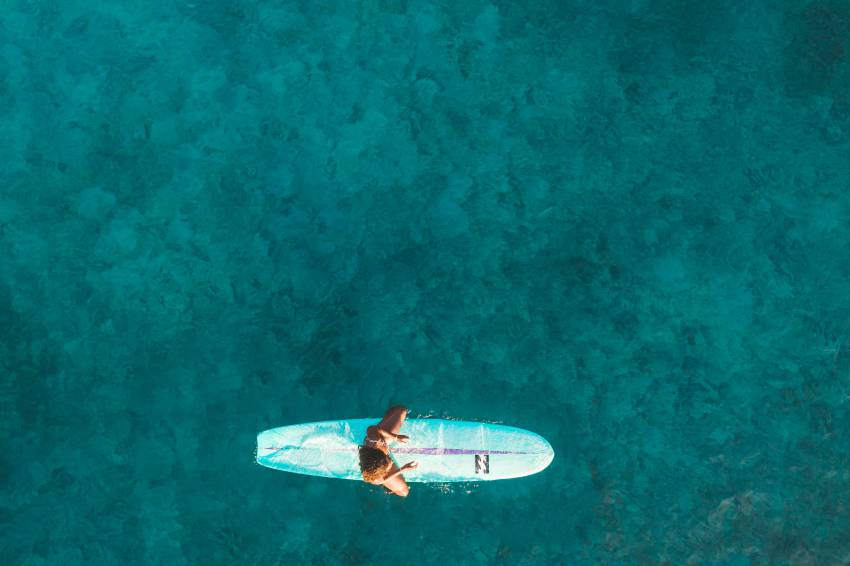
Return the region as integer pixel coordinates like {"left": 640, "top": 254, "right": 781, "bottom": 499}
{"left": 256, "top": 418, "right": 554, "bottom": 482}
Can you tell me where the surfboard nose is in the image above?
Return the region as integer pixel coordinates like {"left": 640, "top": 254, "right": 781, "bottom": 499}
{"left": 530, "top": 431, "right": 555, "bottom": 473}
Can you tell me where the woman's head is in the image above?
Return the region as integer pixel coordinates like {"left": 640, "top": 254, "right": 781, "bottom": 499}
{"left": 359, "top": 447, "right": 392, "bottom": 483}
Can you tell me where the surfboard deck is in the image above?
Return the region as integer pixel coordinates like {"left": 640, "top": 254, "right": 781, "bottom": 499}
{"left": 256, "top": 418, "right": 554, "bottom": 482}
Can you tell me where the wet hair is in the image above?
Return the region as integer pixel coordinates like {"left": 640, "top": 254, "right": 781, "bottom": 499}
{"left": 359, "top": 446, "right": 391, "bottom": 483}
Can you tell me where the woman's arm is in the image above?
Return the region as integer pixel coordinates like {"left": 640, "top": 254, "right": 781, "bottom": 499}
{"left": 367, "top": 426, "right": 407, "bottom": 443}
{"left": 377, "top": 462, "right": 419, "bottom": 485}
{"left": 376, "top": 427, "right": 398, "bottom": 441}
{"left": 377, "top": 468, "right": 405, "bottom": 485}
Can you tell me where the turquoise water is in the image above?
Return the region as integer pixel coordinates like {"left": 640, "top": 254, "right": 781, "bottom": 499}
{"left": 2, "top": 0, "right": 850, "bottom": 563}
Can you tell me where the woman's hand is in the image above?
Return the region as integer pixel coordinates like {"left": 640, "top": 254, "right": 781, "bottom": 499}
{"left": 396, "top": 434, "right": 409, "bottom": 443}
{"left": 402, "top": 461, "right": 419, "bottom": 471}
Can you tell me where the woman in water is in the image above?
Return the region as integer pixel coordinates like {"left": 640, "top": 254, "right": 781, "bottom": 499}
{"left": 359, "top": 405, "right": 418, "bottom": 496}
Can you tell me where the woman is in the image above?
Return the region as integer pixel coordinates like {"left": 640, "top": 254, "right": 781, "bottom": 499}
{"left": 359, "top": 405, "right": 418, "bottom": 496}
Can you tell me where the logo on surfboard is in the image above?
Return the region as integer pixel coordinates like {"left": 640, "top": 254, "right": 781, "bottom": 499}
{"left": 474, "top": 454, "right": 490, "bottom": 474}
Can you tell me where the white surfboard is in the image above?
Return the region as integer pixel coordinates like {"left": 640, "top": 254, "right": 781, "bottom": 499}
{"left": 256, "top": 418, "right": 554, "bottom": 482}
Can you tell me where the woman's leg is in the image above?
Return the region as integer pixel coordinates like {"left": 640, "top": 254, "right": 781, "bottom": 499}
{"left": 377, "top": 405, "right": 408, "bottom": 434}
{"left": 382, "top": 463, "right": 410, "bottom": 497}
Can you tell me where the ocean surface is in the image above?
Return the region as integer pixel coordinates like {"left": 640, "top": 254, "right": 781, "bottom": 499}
{"left": 3, "top": 0, "right": 850, "bottom": 564}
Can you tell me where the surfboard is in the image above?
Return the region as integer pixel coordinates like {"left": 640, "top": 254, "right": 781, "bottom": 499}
{"left": 256, "top": 418, "right": 554, "bottom": 482}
